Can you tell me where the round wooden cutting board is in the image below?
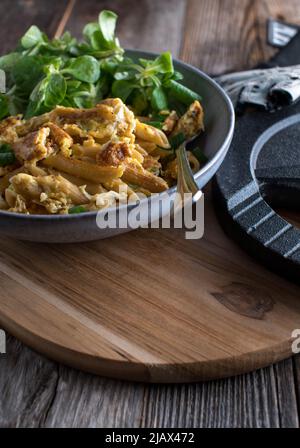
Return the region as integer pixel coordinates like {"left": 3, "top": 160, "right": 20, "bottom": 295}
{"left": 0, "top": 194, "right": 300, "bottom": 383}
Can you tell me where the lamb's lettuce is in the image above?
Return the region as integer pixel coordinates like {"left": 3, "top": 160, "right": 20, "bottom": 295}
{"left": 0, "top": 9, "right": 200, "bottom": 119}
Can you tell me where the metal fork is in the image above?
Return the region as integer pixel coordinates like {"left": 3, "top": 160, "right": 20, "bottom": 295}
{"left": 175, "top": 140, "right": 202, "bottom": 200}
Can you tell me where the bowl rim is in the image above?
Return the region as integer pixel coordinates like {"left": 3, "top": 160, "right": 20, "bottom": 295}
{"left": 0, "top": 49, "right": 235, "bottom": 221}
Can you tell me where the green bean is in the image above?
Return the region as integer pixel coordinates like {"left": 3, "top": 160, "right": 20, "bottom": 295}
{"left": 68, "top": 205, "right": 87, "bottom": 214}
{"left": 167, "top": 80, "right": 201, "bottom": 106}
{"left": 192, "top": 146, "right": 208, "bottom": 164}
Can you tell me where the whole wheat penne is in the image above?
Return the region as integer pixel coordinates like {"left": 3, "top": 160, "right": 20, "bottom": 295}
{"left": 134, "top": 144, "right": 149, "bottom": 156}
{"left": 122, "top": 164, "right": 168, "bottom": 193}
{"left": 135, "top": 120, "right": 170, "bottom": 149}
{"left": 50, "top": 170, "right": 107, "bottom": 195}
{"left": 25, "top": 163, "right": 47, "bottom": 177}
{"left": 72, "top": 143, "right": 102, "bottom": 158}
{"left": 42, "top": 154, "right": 124, "bottom": 183}
{"left": 135, "top": 139, "right": 157, "bottom": 153}
{"left": 81, "top": 146, "right": 102, "bottom": 158}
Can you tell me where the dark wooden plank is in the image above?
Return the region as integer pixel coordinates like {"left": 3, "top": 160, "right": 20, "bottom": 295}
{"left": 1, "top": 337, "right": 298, "bottom": 428}
{"left": 0, "top": 335, "right": 58, "bottom": 428}
{"left": 0, "top": 0, "right": 71, "bottom": 55}
{"left": 292, "top": 355, "right": 300, "bottom": 422}
{"left": 180, "top": 0, "right": 300, "bottom": 75}
{"left": 274, "top": 359, "right": 299, "bottom": 427}
{"left": 181, "top": 0, "right": 264, "bottom": 74}
{"left": 64, "top": 0, "right": 186, "bottom": 57}
{"left": 140, "top": 361, "right": 298, "bottom": 428}
{"left": 0, "top": 334, "right": 146, "bottom": 428}
{"left": 44, "top": 367, "right": 145, "bottom": 428}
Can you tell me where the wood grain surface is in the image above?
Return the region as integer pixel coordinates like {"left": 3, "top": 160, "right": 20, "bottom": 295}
{"left": 0, "top": 0, "right": 300, "bottom": 428}
{"left": 1, "top": 196, "right": 300, "bottom": 383}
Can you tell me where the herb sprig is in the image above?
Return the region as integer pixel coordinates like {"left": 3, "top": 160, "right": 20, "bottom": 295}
{"left": 0, "top": 10, "right": 201, "bottom": 119}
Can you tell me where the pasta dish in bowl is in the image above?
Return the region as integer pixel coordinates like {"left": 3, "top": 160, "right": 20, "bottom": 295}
{"left": 0, "top": 10, "right": 234, "bottom": 241}
{"left": 0, "top": 98, "right": 203, "bottom": 215}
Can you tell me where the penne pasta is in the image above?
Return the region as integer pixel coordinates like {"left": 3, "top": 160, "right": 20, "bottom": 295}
{"left": 122, "top": 164, "right": 168, "bottom": 193}
{"left": 134, "top": 144, "right": 149, "bottom": 156}
{"left": 134, "top": 139, "right": 157, "bottom": 153}
{"left": 135, "top": 120, "right": 170, "bottom": 149}
{"left": 51, "top": 170, "right": 107, "bottom": 195}
{"left": 25, "top": 163, "right": 47, "bottom": 177}
{"left": 42, "top": 154, "right": 124, "bottom": 183}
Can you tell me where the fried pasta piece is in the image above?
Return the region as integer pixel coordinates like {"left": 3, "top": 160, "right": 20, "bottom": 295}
{"left": 12, "top": 127, "right": 51, "bottom": 163}
{"left": 0, "top": 115, "right": 23, "bottom": 144}
{"left": 9, "top": 173, "right": 89, "bottom": 214}
{"left": 122, "top": 163, "right": 168, "bottom": 193}
{"left": 96, "top": 141, "right": 166, "bottom": 192}
{"left": 5, "top": 189, "right": 28, "bottom": 213}
{"left": 42, "top": 154, "right": 124, "bottom": 183}
{"left": 96, "top": 141, "right": 132, "bottom": 167}
{"left": 135, "top": 139, "right": 157, "bottom": 154}
{"left": 49, "top": 170, "right": 107, "bottom": 196}
{"left": 171, "top": 100, "right": 204, "bottom": 139}
{"left": 162, "top": 111, "right": 179, "bottom": 134}
{"left": 18, "top": 99, "right": 136, "bottom": 142}
{"left": 135, "top": 120, "right": 170, "bottom": 149}
{"left": 46, "top": 122, "right": 73, "bottom": 157}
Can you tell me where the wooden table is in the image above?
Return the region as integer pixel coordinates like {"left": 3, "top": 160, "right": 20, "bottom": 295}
{"left": 0, "top": 0, "right": 300, "bottom": 428}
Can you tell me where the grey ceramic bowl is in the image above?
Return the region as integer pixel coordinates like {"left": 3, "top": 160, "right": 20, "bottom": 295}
{"left": 0, "top": 50, "right": 235, "bottom": 243}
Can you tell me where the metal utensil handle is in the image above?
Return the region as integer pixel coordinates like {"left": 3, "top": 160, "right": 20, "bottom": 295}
{"left": 176, "top": 143, "right": 200, "bottom": 196}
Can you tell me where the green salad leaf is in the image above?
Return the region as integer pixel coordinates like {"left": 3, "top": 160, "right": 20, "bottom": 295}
{"left": 0, "top": 94, "right": 9, "bottom": 119}
{"left": 99, "top": 10, "right": 118, "bottom": 43}
{"left": 0, "top": 53, "right": 21, "bottom": 72}
{"left": 62, "top": 55, "right": 100, "bottom": 83}
{"left": 0, "top": 9, "right": 201, "bottom": 120}
{"left": 111, "top": 79, "right": 134, "bottom": 102}
{"left": 151, "top": 86, "right": 168, "bottom": 111}
{"left": 44, "top": 73, "right": 67, "bottom": 107}
{"left": 21, "top": 25, "right": 45, "bottom": 49}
